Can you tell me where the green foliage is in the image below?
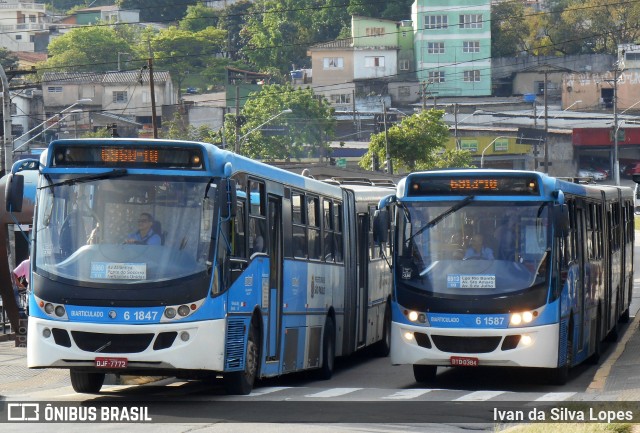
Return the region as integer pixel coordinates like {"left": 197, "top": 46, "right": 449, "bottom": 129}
{"left": 359, "top": 109, "right": 452, "bottom": 172}
{"left": 116, "top": 0, "right": 197, "bottom": 23}
{"left": 160, "top": 111, "right": 221, "bottom": 145}
{"left": 43, "top": 26, "right": 132, "bottom": 72}
{"left": 143, "top": 26, "right": 227, "bottom": 92}
{"left": 0, "top": 47, "right": 18, "bottom": 70}
{"left": 81, "top": 127, "right": 112, "bottom": 138}
{"left": 180, "top": 4, "right": 219, "bottom": 32}
{"left": 491, "top": 2, "right": 529, "bottom": 57}
{"left": 225, "top": 83, "right": 334, "bottom": 161}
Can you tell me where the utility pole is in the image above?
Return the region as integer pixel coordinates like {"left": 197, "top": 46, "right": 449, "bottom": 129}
{"left": 453, "top": 103, "right": 459, "bottom": 149}
{"left": 0, "top": 66, "right": 11, "bottom": 175}
{"left": 613, "top": 65, "right": 620, "bottom": 185}
{"left": 381, "top": 98, "right": 392, "bottom": 174}
{"left": 543, "top": 70, "right": 549, "bottom": 173}
{"left": 234, "top": 85, "right": 240, "bottom": 153}
{"left": 147, "top": 40, "right": 158, "bottom": 139}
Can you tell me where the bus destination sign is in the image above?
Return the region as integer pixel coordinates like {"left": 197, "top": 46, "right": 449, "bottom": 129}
{"left": 51, "top": 144, "right": 204, "bottom": 170}
{"left": 408, "top": 176, "right": 540, "bottom": 196}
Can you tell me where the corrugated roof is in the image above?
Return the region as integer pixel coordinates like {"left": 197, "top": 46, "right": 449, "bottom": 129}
{"left": 103, "top": 70, "right": 171, "bottom": 84}
{"left": 309, "top": 38, "right": 354, "bottom": 50}
{"left": 42, "top": 72, "right": 104, "bottom": 84}
{"left": 41, "top": 70, "right": 171, "bottom": 85}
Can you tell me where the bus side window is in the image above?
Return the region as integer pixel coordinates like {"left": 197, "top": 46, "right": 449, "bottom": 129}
{"left": 307, "top": 196, "right": 321, "bottom": 260}
{"left": 292, "top": 191, "right": 307, "bottom": 259}
{"left": 233, "top": 199, "right": 246, "bottom": 258}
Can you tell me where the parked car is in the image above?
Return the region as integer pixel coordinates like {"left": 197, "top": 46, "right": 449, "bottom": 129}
{"left": 623, "top": 162, "right": 640, "bottom": 178}
{"left": 185, "top": 87, "right": 199, "bottom": 94}
{"left": 578, "top": 168, "right": 606, "bottom": 181}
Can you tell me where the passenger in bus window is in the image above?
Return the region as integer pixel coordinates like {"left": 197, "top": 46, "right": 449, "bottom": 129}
{"left": 464, "top": 234, "right": 494, "bottom": 260}
{"left": 124, "top": 213, "right": 162, "bottom": 245}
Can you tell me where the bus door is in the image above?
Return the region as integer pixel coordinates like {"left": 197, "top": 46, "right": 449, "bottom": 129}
{"left": 356, "top": 213, "right": 369, "bottom": 348}
{"left": 575, "top": 203, "right": 587, "bottom": 352}
{"left": 266, "top": 195, "right": 283, "bottom": 360}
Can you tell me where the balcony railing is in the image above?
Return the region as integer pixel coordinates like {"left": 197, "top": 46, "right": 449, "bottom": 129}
{"left": 0, "top": 3, "right": 46, "bottom": 11}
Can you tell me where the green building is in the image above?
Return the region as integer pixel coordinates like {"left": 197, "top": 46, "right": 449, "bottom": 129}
{"left": 411, "top": 0, "right": 491, "bottom": 97}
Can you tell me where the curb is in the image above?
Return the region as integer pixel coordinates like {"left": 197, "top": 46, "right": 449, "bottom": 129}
{"left": 587, "top": 312, "right": 640, "bottom": 392}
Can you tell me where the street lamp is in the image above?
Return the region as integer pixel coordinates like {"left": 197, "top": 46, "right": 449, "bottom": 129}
{"left": 235, "top": 109, "right": 292, "bottom": 153}
{"left": 13, "top": 110, "right": 82, "bottom": 152}
{"left": 553, "top": 100, "right": 582, "bottom": 118}
{"left": 13, "top": 98, "right": 92, "bottom": 153}
{"left": 480, "top": 136, "right": 511, "bottom": 168}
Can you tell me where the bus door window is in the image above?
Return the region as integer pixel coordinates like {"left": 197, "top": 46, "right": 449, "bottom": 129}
{"left": 323, "top": 199, "right": 335, "bottom": 262}
{"left": 248, "top": 180, "right": 266, "bottom": 256}
{"left": 334, "top": 203, "right": 343, "bottom": 263}
{"left": 307, "top": 196, "right": 321, "bottom": 260}
{"left": 292, "top": 191, "right": 307, "bottom": 259}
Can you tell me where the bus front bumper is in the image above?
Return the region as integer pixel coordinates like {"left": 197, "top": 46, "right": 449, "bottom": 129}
{"left": 390, "top": 321, "right": 560, "bottom": 369}
{"left": 26, "top": 316, "right": 228, "bottom": 373}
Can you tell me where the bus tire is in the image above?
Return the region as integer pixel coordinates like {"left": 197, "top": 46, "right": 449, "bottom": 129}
{"left": 224, "top": 324, "right": 259, "bottom": 395}
{"left": 550, "top": 321, "right": 573, "bottom": 385}
{"left": 70, "top": 369, "right": 105, "bottom": 393}
{"left": 317, "top": 317, "right": 335, "bottom": 380}
{"left": 589, "top": 310, "right": 604, "bottom": 363}
{"left": 413, "top": 365, "right": 437, "bottom": 383}
{"left": 374, "top": 304, "right": 391, "bottom": 357}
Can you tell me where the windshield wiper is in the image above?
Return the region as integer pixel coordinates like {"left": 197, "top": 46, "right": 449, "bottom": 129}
{"left": 406, "top": 195, "right": 475, "bottom": 245}
{"left": 39, "top": 169, "right": 128, "bottom": 190}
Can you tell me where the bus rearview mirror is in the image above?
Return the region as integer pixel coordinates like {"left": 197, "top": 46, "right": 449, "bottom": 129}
{"left": 5, "top": 173, "right": 24, "bottom": 213}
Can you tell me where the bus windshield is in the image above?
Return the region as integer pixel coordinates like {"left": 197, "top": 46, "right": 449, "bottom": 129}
{"left": 397, "top": 201, "right": 551, "bottom": 296}
{"left": 34, "top": 174, "right": 215, "bottom": 285}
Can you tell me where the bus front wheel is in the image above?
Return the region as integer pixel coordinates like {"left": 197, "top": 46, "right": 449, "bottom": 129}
{"left": 70, "top": 369, "right": 105, "bottom": 393}
{"left": 374, "top": 304, "right": 391, "bottom": 357}
{"left": 224, "top": 324, "right": 259, "bottom": 395}
{"left": 413, "top": 365, "right": 437, "bottom": 383}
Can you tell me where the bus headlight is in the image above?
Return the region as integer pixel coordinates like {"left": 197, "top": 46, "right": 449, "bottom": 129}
{"left": 510, "top": 309, "right": 539, "bottom": 326}
{"left": 521, "top": 334, "right": 533, "bottom": 346}
{"left": 161, "top": 299, "right": 205, "bottom": 322}
{"left": 404, "top": 310, "right": 428, "bottom": 324}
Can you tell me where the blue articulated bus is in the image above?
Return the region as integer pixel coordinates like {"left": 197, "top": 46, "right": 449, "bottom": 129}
{"left": 5, "top": 138, "right": 393, "bottom": 394}
{"left": 373, "top": 169, "right": 634, "bottom": 384}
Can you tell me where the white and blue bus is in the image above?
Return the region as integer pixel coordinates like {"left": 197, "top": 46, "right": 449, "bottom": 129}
{"left": 373, "top": 169, "right": 634, "bottom": 384}
{"left": 5, "top": 138, "right": 393, "bottom": 394}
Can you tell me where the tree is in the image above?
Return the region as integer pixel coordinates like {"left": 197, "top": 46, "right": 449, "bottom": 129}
{"left": 179, "top": 4, "right": 219, "bottom": 32}
{"left": 142, "top": 26, "right": 227, "bottom": 95}
{"left": 359, "top": 110, "right": 453, "bottom": 172}
{"left": 42, "top": 26, "right": 132, "bottom": 72}
{"left": 161, "top": 111, "right": 220, "bottom": 144}
{"left": 225, "top": 83, "right": 335, "bottom": 161}
{"left": 491, "top": 2, "right": 529, "bottom": 57}
{"left": 241, "top": 0, "right": 314, "bottom": 74}
{"left": 0, "top": 47, "right": 18, "bottom": 70}
{"left": 116, "top": 0, "right": 197, "bottom": 24}
{"left": 560, "top": 0, "right": 640, "bottom": 55}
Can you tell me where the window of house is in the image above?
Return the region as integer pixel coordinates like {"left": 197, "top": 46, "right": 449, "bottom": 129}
{"left": 141, "top": 90, "right": 150, "bottom": 103}
{"left": 330, "top": 94, "right": 351, "bottom": 104}
{"left": 427, "top": 42, "right": 445, "bottom": 54}
{"left": 428, "top": 71, "right": 445, "bottom": 83}
{"left": 29, "top": 15, "right": 36, "bottom": 23}
{"left": 460, "top": 14, "right": 483, "bottom": 29}
{"left": 323, "top": 57, "right": 344, "bottom": 69}
{"left": 460, "top": 139, "right": 478, "bottom": 152}
{"left": 15, "top": 35, "right": 22, "bottom": 40}
{"left": 29, "top": 35, "right": 35, "bottom": 43}
{"left": 493, "top": 138, "right": 509, "bottom": 151}
{"left": 113, "top": 91, "right": 128, "bottom": 103}
{"left": 463, "top": 70, "right": 481, "bottom": 82}
{"left": 399, "top": 59, "right": 410, "bottom": 70}
{"left": 365, "top": 56, "right": 385, "bottom": 67}
{"left": 366, "top": 27, "right": 385, "bottom": 36}
{"left": 47, "top": 86, "right": 62, "bottom": 93}
{"left": 425, "top": 15, "right": 448, "bottom": 29}
{"left": 463, "top": 41, "right": 480, "bottom": 53}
